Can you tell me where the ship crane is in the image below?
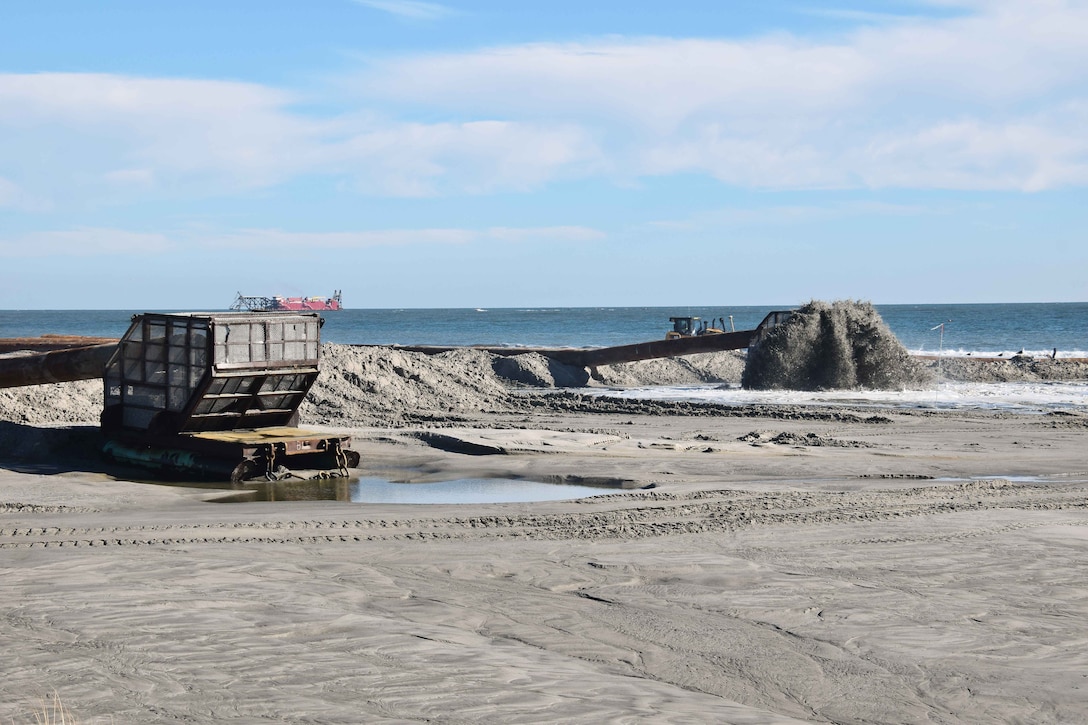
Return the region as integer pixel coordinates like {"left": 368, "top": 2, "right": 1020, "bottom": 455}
{"left": 231, "top": 291, "right": 342, "bottom": 312}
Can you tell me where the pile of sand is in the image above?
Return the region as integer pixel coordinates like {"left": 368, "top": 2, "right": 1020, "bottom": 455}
{"left": 742, "top": 300, "right": 932, "bottom": 391}
{"left": 0, "top": 379, "right": 102, "bottom": 426}
{"left": 300, "top": 344, "right": 517, "bottom": 426}
{"left": 589, "top": 351, "right": 746, "bottom": 387}
{"left": 932, "top": 355, "right": 1088, "bottom": 382}
{"left": 491, "top": 352, "right": 590, "bottom": 388}
{"left": 302, "top": 346, "right": 749, "bottom": 426}
{"left": 0, "top": 379, "right": 104, "bottom": 463}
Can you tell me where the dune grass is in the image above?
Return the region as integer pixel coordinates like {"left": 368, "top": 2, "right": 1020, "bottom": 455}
{"left": 8, "top": 692, "right": 77, "bottom": 725}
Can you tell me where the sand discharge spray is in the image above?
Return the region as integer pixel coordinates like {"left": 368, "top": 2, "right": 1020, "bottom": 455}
{"left": 742, "top": 300, "right": 932, "bottom": 391}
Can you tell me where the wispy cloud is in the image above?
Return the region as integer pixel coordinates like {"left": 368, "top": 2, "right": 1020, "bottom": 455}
{"left": 796, "top": 7, "right": 936, "bottom": 25}
{"left": 338, "top": 119, "right": 603, "bottom": 196}
{"left": 346, "top": 0, "right": 1088, "bottom": 191}
{"left": 0, "top": 177, "right": 16, "bottom": 205}
{"left": 484, "top": 226, "right": 605, "bottom": 243}
{"left": 200, "top": 225, "right": 604, "bottom": 250}
{"left": 0, "top": 73, "right": 601, "bottom": 203}
{"left": 0, "top": 0, "right": 1086, "bottom": 209}
{"left": 0, "top": 224, "right": 606, "bottom": 258}
{"left": 0, "top": 73, "right": 314, "bottom": 198}
{"left": 203, "top": 227, "right": 475, "bottom": 250}
{"left": 0, "top": 176, "right": 49, "bottom": 211}
{"left": 0, "top": 228, "right": 172, "bottom": 257}
{"left": 352, "top": 0, "right": 453, "bottom": 20}
{"left": 645, "top": 200, "right": 940, "bottom": 233}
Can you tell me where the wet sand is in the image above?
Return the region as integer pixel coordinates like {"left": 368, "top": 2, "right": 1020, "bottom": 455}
{"left": 3, "top": 398, "right": 1088, "bottom": 724}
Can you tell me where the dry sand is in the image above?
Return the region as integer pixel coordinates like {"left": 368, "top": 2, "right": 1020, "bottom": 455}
{"left": 2, "top": 346, "right": 1088, "bottom": 723}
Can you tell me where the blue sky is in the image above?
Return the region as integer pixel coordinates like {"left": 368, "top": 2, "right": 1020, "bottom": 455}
{"left": 1, "top": 0, "right": 1085, "bottom": 309}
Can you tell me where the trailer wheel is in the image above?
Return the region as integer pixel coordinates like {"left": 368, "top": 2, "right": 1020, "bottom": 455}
{"left": 230, "top": 459, "right": 258, "bottom": 484}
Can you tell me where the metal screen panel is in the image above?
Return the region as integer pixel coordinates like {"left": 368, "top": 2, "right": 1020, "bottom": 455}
{"left": 103, "top": 312, "right": 321, "bottom": 434}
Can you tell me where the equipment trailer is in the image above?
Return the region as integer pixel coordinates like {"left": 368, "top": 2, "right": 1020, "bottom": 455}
{"left": 99, "top": 311, "right": 359, "bottom": 482}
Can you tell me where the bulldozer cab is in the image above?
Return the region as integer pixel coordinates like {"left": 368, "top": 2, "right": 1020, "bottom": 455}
{"left": 669, "top": 316, "right": 698, "bottom": 337}
{"left": 667, "top": 315, "right": 726, "bottom": 339}
{"left": 666, "top": 316, "right": 701, "bottom": 339}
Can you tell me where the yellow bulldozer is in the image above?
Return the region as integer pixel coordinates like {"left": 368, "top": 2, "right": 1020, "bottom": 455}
{"left": 666, "top": 316, "right": 728, "bottom": 340}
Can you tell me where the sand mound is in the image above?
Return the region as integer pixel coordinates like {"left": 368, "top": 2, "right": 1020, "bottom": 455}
{"left": 300, "top": 344, "right": 520, "bottom": 426}
{"left": 492, "top": 353, "right": 590, "bottom": 388}
{"left": 589, "top": 351, "right": 746, "bottom": 387}
{"left": 0, "top": 379, "right": 102, "bottom": 425}
{"left": 931, "top": 355, "right": 1088, "bottom": 382}
{"left": 301, "top": 346, "right": 750, "bottom": 426}
{"left": 742, "top": 300, "right": 931, "bottom": 391}
{"left": 0, "top": 378, "right": 104, "bottom": 464}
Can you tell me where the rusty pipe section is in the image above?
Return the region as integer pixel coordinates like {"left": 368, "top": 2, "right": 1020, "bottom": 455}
{"left": 0, "top": 335, "right": 119, "bottom": 354}
{"left": 0, "top": 343, "right": 117, "bottom": 389}
{"left": 390, "top": 329, "right": 756, "bottom": 368}
{"left": 575, "top": 329, "right": 754, "bottom": 367}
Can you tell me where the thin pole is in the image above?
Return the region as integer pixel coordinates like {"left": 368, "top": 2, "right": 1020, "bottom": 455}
{"left": 931, "top": 320, "right": 950, "bottom": 405}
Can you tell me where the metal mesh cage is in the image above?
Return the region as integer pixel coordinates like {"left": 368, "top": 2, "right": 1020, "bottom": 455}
{"left": 103, "top": 312, "right": 322, "bottom": 434}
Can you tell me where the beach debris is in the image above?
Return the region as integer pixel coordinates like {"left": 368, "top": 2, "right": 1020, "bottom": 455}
{"left": 742, "top": 300, "right": 932, "bottom": 391}
{"left": 737, "top": 429, "right": 874, "bottom": 447}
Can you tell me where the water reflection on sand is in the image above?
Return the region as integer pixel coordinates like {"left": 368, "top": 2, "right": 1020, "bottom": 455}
{"left": 212, "top": 476, "right": 626, "bottom": 504}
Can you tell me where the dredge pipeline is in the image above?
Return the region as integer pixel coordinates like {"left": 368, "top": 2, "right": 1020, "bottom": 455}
{"left": 0, "top": 342, "right": 117, "bottom": 389}
{"left": 387, "top": 311, "right": 793, "bottom": 368}
{"left": 389, "top": 328, "right": 756, "bottom": 368}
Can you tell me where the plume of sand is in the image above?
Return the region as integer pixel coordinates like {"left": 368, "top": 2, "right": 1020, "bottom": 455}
{"left": 742, "top": 300, "right": 932, "bottom": 391}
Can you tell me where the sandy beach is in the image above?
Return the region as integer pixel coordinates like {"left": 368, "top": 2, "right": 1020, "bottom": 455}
{"left": 2, "top": 346, "right": 1087, "bottom": 723}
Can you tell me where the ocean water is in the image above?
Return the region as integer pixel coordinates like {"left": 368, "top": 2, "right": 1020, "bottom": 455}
{"left": 2, "top": 302, "right": 1086, "bottom": 358}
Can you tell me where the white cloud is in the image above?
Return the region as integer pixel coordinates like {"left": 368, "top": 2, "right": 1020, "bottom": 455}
{"left": 200, "top": 225, "right": 605, "bottom": 250}
{"left": 353, "top": 38, "right": 871, "bottom": 134}
{"left": 337, "top": 120, "right": 603, "bottom": 196}
{"left": 0, "top": 73, "right": 600, "bottom": 203}
{"left": 0, "top": 228, "right": 172, "bottom": 257}
{"left": 0, "top": 177, "right": 20, "bottom": 207}
{"left": 203, "top": 227, "right": 475, "bottom": 249}
{"left": 797, "top": 8, "right": 928, "bottom": 24}
{"left": 0, "top": 176, "right": 49, "bottom": 211}
{"left": 644, "top": 200, "right": 940, "bottom": 233}
{"left": 103, "top": 168, "right": 156, "bottom": 187}
{"left": 352, "top": 0, "right": 452, "bottom": 20}
{"left": 0, "top": 1, "right": 1086, "bottom": 206}
{"left": 857, "top": 108, "right": 1088, "bottom": 191}
{"left": 346, "top": 0, "right": 1088, "bottom": 191}
{"left": 0, "top": 73, "right": 316, "bottom": 194}
{"left": 355, "top": 1, "right": 1088, "bottom": 117}
{"left": 0, "top": 224, "right": 607, "bottom": 258}
{"left": 484, "top": 226, "right": 606, "bottom": 243}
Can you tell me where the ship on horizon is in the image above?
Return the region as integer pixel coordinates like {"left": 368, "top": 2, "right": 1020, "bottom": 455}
{"left": 231, "top": 290, "right": 343, "bottom": 312}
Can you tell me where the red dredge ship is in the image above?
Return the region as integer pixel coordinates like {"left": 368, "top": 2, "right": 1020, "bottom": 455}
{"left": 232, "top": 290, "right": 343, "bottom": 312}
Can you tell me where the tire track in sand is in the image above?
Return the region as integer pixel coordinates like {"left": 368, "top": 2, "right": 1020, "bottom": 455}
{"left": 3, "top": 481, "right": 1087, "bottom": 549}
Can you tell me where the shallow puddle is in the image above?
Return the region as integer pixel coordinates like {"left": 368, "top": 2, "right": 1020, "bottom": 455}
{"left": 211, "top": 475, "right": 636, "bottom": 504}
{"left": 932, "top": 474, "right": 1083, "bottom": 484}
{"left": 350, "top": 476, "right": 629, "bottom": 504}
